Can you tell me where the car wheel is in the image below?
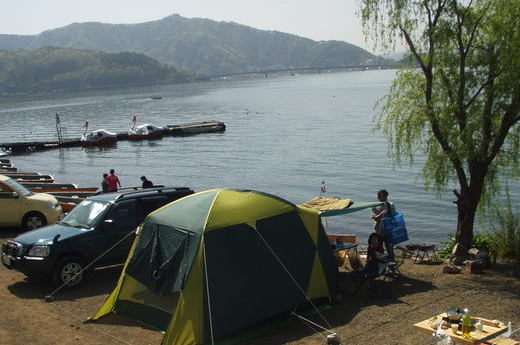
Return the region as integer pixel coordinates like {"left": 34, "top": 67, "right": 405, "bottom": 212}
{"left": 52, "top": 256, "right": 87, "bottom": 288}
{"left": 22, "top": 212, "right": 47, "bottom": 230}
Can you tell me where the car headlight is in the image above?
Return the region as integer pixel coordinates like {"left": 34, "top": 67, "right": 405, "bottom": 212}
{"left": 48, "top": 200, "right": 60, "bottom": 209}
{"left": 28, "top": 245, "right": 50, "bottom": 257}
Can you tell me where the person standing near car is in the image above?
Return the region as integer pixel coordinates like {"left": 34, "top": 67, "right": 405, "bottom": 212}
{"left": 106, "top": 169, "right": 121, "bottom": 192}
{"left": 140, "top": 175, "right": 153, "bottom": 188}
{"left": 101, "top": 173, "right": 109, "bottom": 193}
{"left": 371, "top": 189, "right": 396, "bottom": 261}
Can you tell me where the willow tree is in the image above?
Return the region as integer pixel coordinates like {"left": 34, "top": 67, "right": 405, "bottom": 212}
{"left": 360, "top": 0, "right": 520, "bottom": 259}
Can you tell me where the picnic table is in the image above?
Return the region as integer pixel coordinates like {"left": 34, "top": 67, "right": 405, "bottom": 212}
{"left": 414, "top": 313, "right": 509, "bottom": 345}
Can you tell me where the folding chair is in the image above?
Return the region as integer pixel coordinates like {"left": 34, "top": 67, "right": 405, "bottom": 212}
{"left": 352, "top": 261, "right": 397, "bottom": 298}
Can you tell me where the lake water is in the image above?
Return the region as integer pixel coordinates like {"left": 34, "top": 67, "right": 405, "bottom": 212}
{"left": 1, "top": 70, "right": 516, "bottom": 245}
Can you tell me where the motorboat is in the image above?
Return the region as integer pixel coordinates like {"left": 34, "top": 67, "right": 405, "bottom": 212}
{"left": 80, "top": 121, "right": 117, "bottom": 146}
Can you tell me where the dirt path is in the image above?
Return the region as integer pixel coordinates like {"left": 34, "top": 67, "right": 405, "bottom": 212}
{"left": 0, "top": 228, "right": 519, "bottom": 345}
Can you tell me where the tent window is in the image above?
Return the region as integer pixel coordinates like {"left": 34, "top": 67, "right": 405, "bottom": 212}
{"left": 126, "top": 224, "right": 190, "bottom": 295}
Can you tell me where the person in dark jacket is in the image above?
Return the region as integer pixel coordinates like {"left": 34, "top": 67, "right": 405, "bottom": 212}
{"left": 141, "top": 175, "right": 153, "bottom": 188}
{"left": 101, "top": 173, "right": 108, "bottom": 193}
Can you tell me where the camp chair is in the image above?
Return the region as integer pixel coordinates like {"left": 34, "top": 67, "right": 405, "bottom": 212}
{"left": 351, "top": 260, "right": 400, "bottom": 298}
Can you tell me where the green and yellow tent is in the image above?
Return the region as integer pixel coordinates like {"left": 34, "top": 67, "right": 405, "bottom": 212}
{"left": 92, "top": 189, "right": 379, "bottom": 345}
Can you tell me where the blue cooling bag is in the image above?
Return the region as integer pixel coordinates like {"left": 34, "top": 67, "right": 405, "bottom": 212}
{"left": 381, "top": 212, "right": 409, "bottom": 245}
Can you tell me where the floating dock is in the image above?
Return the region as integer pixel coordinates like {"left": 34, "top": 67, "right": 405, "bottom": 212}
{"left": 0, "top": 121, "right": 226, "bottom": 153}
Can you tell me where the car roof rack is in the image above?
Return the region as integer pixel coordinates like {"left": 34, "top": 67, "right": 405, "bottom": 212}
{"left": 92, "top": 186, "right": 192, "bottom": 198}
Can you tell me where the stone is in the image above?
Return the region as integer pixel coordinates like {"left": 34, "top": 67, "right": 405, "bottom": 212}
{"left": 443, "top": 264, "right": 462, "bottom": 274}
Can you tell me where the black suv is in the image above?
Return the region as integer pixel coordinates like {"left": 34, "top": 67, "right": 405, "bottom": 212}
{"left": 2, "top": 186, "right": 194, "bottom": 287}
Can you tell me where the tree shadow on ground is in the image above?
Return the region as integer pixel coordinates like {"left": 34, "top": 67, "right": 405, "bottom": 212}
{"left": 7, "top": 264, "right": 122, "bottom": 301}
{"left": 453, "top": 261, "right": 520, "bottom": 298}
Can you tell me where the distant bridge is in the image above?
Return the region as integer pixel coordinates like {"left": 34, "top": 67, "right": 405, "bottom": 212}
{"left": 202, "top": 64, "right": 394, "bottom": 80}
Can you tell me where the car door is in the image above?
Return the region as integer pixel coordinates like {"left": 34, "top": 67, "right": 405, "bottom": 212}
{"left": 93, "top": 199, "right": 140, "bottom": 263}
{"left": 0, "top": 181, "right": 21, "bottom": 226}
{"left": 138, "top": 196, "right": 169, "bottom": 220}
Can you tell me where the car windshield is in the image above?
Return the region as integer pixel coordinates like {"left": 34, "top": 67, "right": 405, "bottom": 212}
{"left": 3, "top": 178, "right": 33, "bottom": 197}
{"left": 60, "top": 200, "right": 110, "bottom": 229}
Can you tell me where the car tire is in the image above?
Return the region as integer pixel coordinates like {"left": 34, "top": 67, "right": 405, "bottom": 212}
{"left": 52, "top": 255, "right": 87, "bottom": 288}
{"left": 22, "top": 211, "right": 47, "bottom": 230}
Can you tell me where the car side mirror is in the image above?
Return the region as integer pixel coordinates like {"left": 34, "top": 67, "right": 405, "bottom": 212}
{"left": 11, "top": 192, "right": 18, "bottom": 198}
{"left": 102, "top": 219, "right": 114, "bottom": 231}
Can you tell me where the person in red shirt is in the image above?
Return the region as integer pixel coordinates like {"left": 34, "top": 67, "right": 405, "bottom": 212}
{"left": 105, "top": 169, "right": 121, "bottom": 192}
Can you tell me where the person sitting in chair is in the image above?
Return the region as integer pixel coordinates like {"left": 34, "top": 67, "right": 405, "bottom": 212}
{"left": 367, "top": 232, "right": 387, "bottom": 263}
{"left": 365, "top": 233, "right": 388, "bottom": 277}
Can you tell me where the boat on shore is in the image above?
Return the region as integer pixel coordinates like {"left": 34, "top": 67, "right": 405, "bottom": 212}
{"left": 22, "top": 183, "right": 97, "bottom": 194}
{"left": 2, "top": 172, "right": 54, "bottom": 183}
{"left": 0, "top": 160, "right": 16, "bottom": 171}
{"left": 164, "top": 121, "right": 226, "bottom": 135}
{"left": 54, "top": 195, "right": 84, "bottom": 213}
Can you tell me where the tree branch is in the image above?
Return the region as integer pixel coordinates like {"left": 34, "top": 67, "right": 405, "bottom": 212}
{"left": 485, "top": 88, "right": 520, "bottom": 165}
{"left": 400, "top": 27, "right": 427, "bottom": 73}
{"left": 465, "top": 71, "right": 499, "bottom": 109}
{"left": 439, "top": 68, "right": 455, "bottom": 104}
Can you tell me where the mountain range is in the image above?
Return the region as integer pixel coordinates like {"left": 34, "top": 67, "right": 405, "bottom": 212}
{"left": 0, "top": 14, "right": 384, "bottom": 76}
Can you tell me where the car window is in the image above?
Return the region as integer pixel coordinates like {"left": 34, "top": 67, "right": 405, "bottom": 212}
{"left": 138, "top": 196, "right": 169, "bottom": 218}
{"left": 107, "top": 200, "right": 139, "bottom": 232}
{"left": 3, "top": 179, "right": 33, "bottom": 197}
{"left": 61, "top": 200, "right": 110, "bottom": 229}
{"left": 0, "top": 182, "right": 13, "bottom": 199}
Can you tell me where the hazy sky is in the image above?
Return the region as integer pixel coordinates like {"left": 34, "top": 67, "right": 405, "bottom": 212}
{"left": 1, "top": 0, "right": 376, "bottom": 52}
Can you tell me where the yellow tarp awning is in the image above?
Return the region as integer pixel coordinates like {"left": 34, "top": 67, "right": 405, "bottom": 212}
{"left": 300, "top": 197, "right": 353, "bottom": 211}
{"left": 299, "top": 197, "right": 383, "bottom": 217}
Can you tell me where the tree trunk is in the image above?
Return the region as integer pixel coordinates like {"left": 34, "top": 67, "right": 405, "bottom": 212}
{"left": 452, "top": 189, "right": 478, "bottom": 264}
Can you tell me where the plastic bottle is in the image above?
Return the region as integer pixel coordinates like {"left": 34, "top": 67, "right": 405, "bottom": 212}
{"left": 433, "top": 324, "right": 454, "bottom": 345}
{"left": 475, "top": 320, "right": 483, "bottom": 333}
{"left": 461, "top": 308, "right": 472, "bottom": 340}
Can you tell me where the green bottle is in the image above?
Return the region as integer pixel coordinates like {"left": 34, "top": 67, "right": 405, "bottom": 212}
{"left": 461, "top": 308, "right": 472, "bottom": 339}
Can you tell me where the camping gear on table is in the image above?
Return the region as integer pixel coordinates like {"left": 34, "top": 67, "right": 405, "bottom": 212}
{"left": 381, "top": 202, "right": 409, "bottom": 245}
{"left": 92, "top": 189, "right": 342, "bottom": 345}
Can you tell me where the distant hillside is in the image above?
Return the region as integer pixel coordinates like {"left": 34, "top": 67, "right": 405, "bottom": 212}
{"left": 0, "top": 14, "right": 384, "bottom": 76}
{"left": 0, "top": 47, "right": 188, "bottom": 95}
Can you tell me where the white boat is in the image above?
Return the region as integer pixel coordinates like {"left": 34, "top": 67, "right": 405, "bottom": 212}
{"left": 81, "top": 129, "right": 117, "bottom": 146}
{"left": 128, "top": 124, "right": 163, "bottom": 140}
{"left": 80, "top": 121, "right": 117, "bottom": 146}
{"left": 128, "top": 116, "right": 163, "bottom": 140}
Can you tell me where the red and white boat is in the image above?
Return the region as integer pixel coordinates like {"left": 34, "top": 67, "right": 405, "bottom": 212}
{"left": 127, "top": 116, "right": 163, "bottom": 140}
{"left": 80, "top": 121, "right": 117, "bottom": 146}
